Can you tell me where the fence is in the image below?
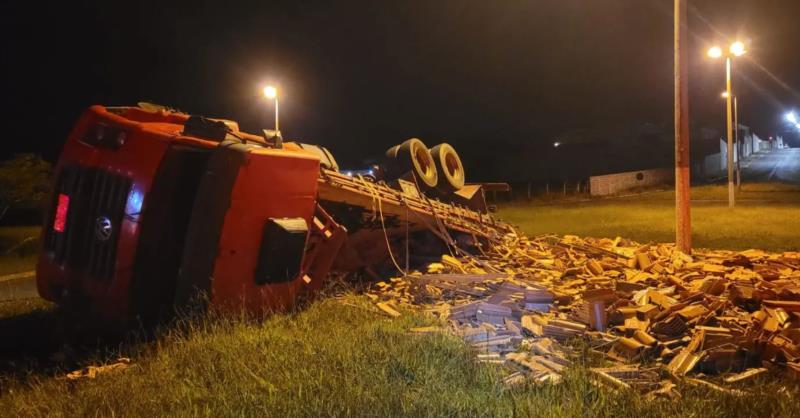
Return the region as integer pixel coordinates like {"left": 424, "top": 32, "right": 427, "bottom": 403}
{"left": 588, "top": 168, "right": 673, "bottom": 196}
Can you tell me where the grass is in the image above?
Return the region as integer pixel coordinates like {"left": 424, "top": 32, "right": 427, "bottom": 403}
{"left": 500, "top": 183, "right": 800, "bottom": 252}
{"left": 0, "top": 226, "right": 39, "bottom": 276}
{"left": 1, "top": 295, "right": 799, "bottom": 417}
{"left": 3, "top": 186, "right": 800, "bottom": 416}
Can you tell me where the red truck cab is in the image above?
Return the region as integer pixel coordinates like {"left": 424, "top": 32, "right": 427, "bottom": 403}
{"left": 37, "top": 105, "right": 342, "bottom": 324}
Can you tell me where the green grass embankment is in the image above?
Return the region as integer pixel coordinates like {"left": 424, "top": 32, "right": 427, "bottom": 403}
{"left": 500, "top": 183, "right": 800, "bottom": 252}
{"left": 2, "top": 296, "right": 798, "bottom": 417}
{"left": 3, "top": 184, "right": 800, "bottom": 416}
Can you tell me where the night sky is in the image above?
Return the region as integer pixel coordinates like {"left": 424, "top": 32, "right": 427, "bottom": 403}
{"left": 2, "top": 0, "right": 799, "bottom": 180}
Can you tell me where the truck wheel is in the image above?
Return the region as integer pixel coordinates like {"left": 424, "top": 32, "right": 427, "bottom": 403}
{"left": 385, "top": 138, "right": 438, "bottom": 189}
{"left": 430, "top": 143, "right": 465, "bottom": 191}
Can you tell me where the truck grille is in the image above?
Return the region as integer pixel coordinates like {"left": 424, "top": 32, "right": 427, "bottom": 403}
{"left": 45, "top": 166, "right": 132, "bottom": 282}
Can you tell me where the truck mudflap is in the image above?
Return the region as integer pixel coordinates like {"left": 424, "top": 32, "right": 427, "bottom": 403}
{"left": 175, "top": 141, "right": 342, "bottom": 314}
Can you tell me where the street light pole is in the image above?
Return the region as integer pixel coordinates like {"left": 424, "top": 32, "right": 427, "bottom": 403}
{"left": 263, "top": 86, "right": 280, "bottom": 133}
{"left": 725, "top": 57, "right": 735, "bottom": 207}
{"left": 274, "top": 96, "right": 280, "bottom": 133}
{"left": 734, "top": 95, "right": 741, "bottom": 190}
{"left": 674, "top": 0, "right": 691, "bottom": 253}
{"left": 710, "top": 41, "right": 746, "bottom": 206}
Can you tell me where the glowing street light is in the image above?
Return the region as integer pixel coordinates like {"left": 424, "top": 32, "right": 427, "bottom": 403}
{"left": 730, "top": 41, "right": 747, "bottom": 57}
{"left": 786, "top": 112, "right": 800, "bottom": 130}
{"left": 707, "top": 46, "right": 723, "bottom": 58}
{"left": 263, "top": 86, "right": 276, "bottom": 99}
{"left": 553, "top": 141, "right": 561, "bottom": 148}
{"left": 708, "top": 41, "right": 747, "bottom": 208}
{"left": 262, "top": 85, "right": 279, "bottom": 133}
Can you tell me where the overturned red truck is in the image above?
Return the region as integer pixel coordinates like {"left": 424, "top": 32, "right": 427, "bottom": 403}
{"left": 37, "top": 104, "right": 511, "bottom": 324}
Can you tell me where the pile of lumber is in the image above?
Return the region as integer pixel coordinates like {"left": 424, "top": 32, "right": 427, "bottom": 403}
{"left": 365, "top": 232, "right": 800, "bottom": 395}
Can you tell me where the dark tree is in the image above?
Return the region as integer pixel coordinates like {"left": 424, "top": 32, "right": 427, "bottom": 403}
{"left": 0, "top": 154, "right": 52, "bottom": 222}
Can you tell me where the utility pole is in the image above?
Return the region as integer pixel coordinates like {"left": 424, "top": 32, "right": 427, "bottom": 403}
{"left": 674, "top": 0, "right": 691, "bottom": 253}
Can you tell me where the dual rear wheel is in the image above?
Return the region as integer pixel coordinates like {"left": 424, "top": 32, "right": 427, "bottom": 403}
{"left": 384, "top": 138, "right": 465, "bottom": 192}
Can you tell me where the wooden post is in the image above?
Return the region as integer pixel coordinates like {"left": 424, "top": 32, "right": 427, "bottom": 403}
{"left": 562, "top": 181, "right": 567, "bottom": 196}
{"left": 675, "top": 0, "right": 691, "bottom": 253}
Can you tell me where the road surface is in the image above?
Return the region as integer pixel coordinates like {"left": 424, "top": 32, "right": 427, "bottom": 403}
{"left": 740, "top": 148, "right": 800, "bottom": 184}
{"left": 0, "top": 271, "right": 37, "bottom": 303}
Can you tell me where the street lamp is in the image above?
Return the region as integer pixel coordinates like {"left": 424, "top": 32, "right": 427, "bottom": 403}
{"left": 707, "top": 46, "right": 723, "bottom": 58}
{"left": 263, "top": 85, "right": 279, "bottom": 133}
{"left": 722, "top": 91, "right": 741, "bottom": 189}
{"left": 730, "top": 41, "right": 747, "bottom": 57}
{"left": 785, "top": 112, "right": 800, "bottom": 131}
{"left": 708, "top": 41, "right": 747, "bottom": 208}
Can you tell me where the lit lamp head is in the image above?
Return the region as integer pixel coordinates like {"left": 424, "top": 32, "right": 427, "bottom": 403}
{"left": 263, "top": 86, "right": 277, "bottom": 99}
{"left": 730, "top": 41, "right": 747, "bottom": 57}
{"left": 786, "top": 112, "right": 798, "bottom": 124}
{"left": 707, "top": 46, "right": 723, "bottom": 59}
{"left": 721, "top": 91, "right": 730, "bottom": 99}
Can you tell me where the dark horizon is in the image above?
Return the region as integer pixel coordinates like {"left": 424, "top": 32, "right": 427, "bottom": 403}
{"left": 2, "top": 0, "right": 799, "bottom": 180}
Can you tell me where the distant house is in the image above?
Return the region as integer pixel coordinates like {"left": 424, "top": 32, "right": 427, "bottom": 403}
{"left": 695, "top": 125, "right": 773, "bottom": 179}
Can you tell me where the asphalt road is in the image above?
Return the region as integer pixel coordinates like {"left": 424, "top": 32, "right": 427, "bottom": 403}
{"left": 740, "top": 148, "right": 800, "bottom": 184}
{"left": 0, "top": 271, "right": 38, "bottom": 303}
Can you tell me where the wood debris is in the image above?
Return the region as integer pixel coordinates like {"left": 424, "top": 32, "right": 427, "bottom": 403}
{"left": 64, "top": 358, "right": 131, "bottom": 380}
{"left": 362, "top": 231, "right": 800, "bottom": 391}
{"left": 376, "top": 302, "right": 402, "bottom": 318}
{"left": 590, "top": 366, "right": 661, "bottom": 392}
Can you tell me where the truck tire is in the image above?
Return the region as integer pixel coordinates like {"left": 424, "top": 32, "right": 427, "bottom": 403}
{"left": 430, "top": 143, "right": 465, "bottom": 191}
{"left": 384, "top": 138, "right": 438, "bottom": 189}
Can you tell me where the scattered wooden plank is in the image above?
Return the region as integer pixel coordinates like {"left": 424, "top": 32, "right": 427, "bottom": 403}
{"left": 376, "top": 302, "right": 401, "bottom": 318}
